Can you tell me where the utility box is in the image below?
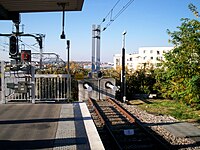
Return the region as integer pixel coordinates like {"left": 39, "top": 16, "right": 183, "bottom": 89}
{"left": 17, "top": 81, "right": 28, "bottom": 93}
{"left": 7, "top": 83, "right": 17, "bottom": 89}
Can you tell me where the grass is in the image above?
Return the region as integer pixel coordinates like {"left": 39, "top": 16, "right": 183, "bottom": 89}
{"left": 128, "top": 99, "right": 200, "bottom": 122}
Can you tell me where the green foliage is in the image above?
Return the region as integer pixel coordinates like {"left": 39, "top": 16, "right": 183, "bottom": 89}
{"left": 103, "top": 66, "right": 156, "bottom": 100}
{"left": 126, "top": 66, "right": 156, "bottom": 100}
{"left": 155, "top": 18, "right": 200, "bottom": 107}
{"left": 137, "top": 99, "right": 200, "bottom": 121}
{"left": 188, "top": 3, "right": 199, "bottom": 18}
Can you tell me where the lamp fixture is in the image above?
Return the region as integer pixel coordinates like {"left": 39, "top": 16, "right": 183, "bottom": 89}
{"left": 58, "top": 3, "right": 66, "bottom": 39}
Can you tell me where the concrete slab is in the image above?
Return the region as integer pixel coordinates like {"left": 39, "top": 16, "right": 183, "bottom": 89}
{"left": 0, "top": 104, "right": 61, "bottom": 150}
{"left": 54, "top": 103, "right": 91, "bottom": 150}
{"left": 161, "top": 122, "right": 200, "bottom": 139}
{"left": 0, "top": 102, "right": 104, "bottom": 150}
{"left": 54, "top": 102, "right": 104, "bottom": 150}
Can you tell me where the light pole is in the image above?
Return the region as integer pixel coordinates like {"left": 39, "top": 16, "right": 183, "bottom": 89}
{"left": 67, "top": 40, "right": 71, "bottom": 102}
{"left": 121, "top": 31, "right": 127, "bottom": 103}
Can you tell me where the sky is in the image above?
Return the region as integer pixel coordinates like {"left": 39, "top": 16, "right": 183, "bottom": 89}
{"left": 0, "top": 0, "right": 200, "bottom": 62}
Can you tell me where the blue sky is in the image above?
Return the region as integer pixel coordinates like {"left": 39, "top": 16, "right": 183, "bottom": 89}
{"left": 0, "top": 0, "right": 200, "bottom": 62}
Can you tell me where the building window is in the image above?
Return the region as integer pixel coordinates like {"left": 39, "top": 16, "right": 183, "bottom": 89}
{"left": 157, "top": 51, "right": 160, "bottom": 55}
{"left": 156, "top": 57, "right": 162, "bottom": 61}
{"left": 143, "top": 50, "right": 146, "bottom": 53}
{"left": 116, "top": 59, "right": 120, "bottom": 65}
{"left": 150, "top": 50, "right": 153, "bottom": 53}
{"left": 130, "top": 57, "right": 132, "bottom": 61}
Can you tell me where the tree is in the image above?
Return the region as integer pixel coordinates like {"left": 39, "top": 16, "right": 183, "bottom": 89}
{"left": 188, "top": 3, "right": 199, "bottom": 18}
{"left": 126, "top": 64, "right": 156, "bottom": 100}
{"left": 155, "top": 17, "right": 200, "bottom": 107}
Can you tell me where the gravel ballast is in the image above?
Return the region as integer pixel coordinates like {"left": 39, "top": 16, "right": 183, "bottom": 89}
{"left": 120, "top": 102, "right": 200, "bottom": 150}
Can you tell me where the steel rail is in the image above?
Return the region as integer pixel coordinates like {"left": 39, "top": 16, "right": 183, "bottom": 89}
{"left": 88, "top": 97, "right": 105, "bottom": 125}
{"left": 107, "top": 97, "right": 171, "bottom": 150}
{"left": 107, "top": 98, "right": 135, "bottom": 123}
{"left": 88, "top": 97, "right": 171, "bottom": 149}
{"left": 89, "top": 98, "right": 122, "bottom": 150}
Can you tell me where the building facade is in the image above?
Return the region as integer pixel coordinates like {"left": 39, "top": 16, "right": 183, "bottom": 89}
{"left": 113, "top": 47, "right": 173, "bottom": 71}
{"left": 113, "top": 53, "right": 140, "bottom": 70}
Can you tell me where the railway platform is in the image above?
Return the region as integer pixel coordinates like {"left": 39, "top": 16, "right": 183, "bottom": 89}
{"left": 0, "top": 102, "right": 104, "bottom": 150}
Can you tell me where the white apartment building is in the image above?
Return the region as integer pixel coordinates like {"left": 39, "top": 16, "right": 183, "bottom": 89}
{"left": 113, "top": 47, "right": 173, "bottom": 71}
{"left": 113, "top": 52, "right": 140, "bottom": 70}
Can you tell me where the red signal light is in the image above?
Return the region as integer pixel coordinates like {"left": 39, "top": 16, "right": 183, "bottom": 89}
{"left": 21, "top": 50, "right": 31, "bottom": 62}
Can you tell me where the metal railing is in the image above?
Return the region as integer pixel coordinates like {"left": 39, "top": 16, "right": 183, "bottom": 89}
{"left": 35, "top": 74, "right": 71, "bottom": 101}
{"left": 1, "top": 61, "right": 71, "bottom": 103}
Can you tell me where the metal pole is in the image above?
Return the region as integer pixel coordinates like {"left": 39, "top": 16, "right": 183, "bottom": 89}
{"left": 67, "top": 40, "right": 70, "bottom": 102}
{"left": 40, "top": 47, "right": 43, "bottom": 69}
{"left": 98, "top": 79, "right": 100, "bottom": 100}
{"left": 31, "top": 66, "right": 35, "bottom": 103}
{"left": 38, "top": 37, "right": 43, "bottom": 70}
{"left": 122, "top": 31, "right": 127, "bottom": 103}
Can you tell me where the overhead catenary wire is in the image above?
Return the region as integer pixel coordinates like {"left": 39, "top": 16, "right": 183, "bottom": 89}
{"left": 0, "top": 45, "right": 9, "bottom": 52}
{"left": 0, "top": 40, "right": 9, "bottom": 52}
{"left": 0, "top": 39, "right": 40, "bottom": 53}
{"left": 100, "top": 0, "right": 121, "bottom": 25}
{"left": 0, "top": 37, "right": 9, "bottom": 46}
{"left": 102, "top": 0, "right": 135, "bottom": 31}
{"left": 19, "top": 39, "right": 40, "bottom": 52}
{"left": 0, "top": 43, "right": 9, "bottom": 47}
{"left": 113, "top": 0, "right": 134, "bottom": 21}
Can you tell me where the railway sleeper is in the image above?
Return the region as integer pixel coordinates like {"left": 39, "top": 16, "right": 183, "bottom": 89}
{"left": 112, "top": 130, "right": 148, "bottom": 139}
{"left": 108, "top": 117, "right": 127, "bottom": 122}
{"left": 117, "top": 134, "right": 152, "bottom": 142}
{"left": 106, "top": 114, "right": 126, "bottom": 118}
{"left": 103, "top": 112, "right": 122, "bottom": 116}
{"left": 122, "top": 143, "right": 155, "bottom": 150}
{"left": 109, "top": 120, "right": 129, "bottom": 125}
{"left": 100, "top": 108, "right": 119, "bottom": 113}
{"left": 117, "top": 137, "right": 156, "bottom": 149}
{"left": 111, "top": 127, "right": 140, "bottom": 133}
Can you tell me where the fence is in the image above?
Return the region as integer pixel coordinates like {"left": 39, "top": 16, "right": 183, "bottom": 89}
{"left": 1, "top": 61, "right": 71, "bottom": 103}
{"left": 35, "top": 74, "right": 71, "bottom": 101}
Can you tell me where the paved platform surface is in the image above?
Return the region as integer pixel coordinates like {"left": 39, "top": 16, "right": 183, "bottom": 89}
{"left": 0, "top": 102, "right": 104, "bottom": 150}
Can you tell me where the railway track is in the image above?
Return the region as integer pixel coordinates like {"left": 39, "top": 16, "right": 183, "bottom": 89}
{"left": 87, "top": 98, "right": 170, "bottom": 150}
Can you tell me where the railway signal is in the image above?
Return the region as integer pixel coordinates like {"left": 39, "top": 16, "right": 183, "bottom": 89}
{"left": 83, "top": 82, "right": 93, "bottom": 92}
{"left": 97, "top": 71, "right": 102, "bottom": 78}
{"left": 105, "top": 81, "right": 118, "bottom": 91}
{"left": 21, "top": 50, "right": 31, "bottom": 62}
{"left": 9, "top": 35, "right": 18, "bottom": 57}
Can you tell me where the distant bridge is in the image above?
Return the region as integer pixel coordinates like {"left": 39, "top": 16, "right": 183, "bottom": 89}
{"left": 31, "top": 52, "right": 66, "bottom": 67}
